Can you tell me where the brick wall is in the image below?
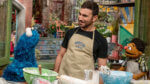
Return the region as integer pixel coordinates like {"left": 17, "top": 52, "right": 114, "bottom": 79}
{"left": 42, "top": 1, "right": 50, "bottom": 28}
{"left": 18, "top": 0, "right": 33, "bottom": 28}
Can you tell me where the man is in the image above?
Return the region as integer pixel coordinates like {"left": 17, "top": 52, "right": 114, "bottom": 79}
{"left": 54, "top": 1, "right": 108, "bottom": 80}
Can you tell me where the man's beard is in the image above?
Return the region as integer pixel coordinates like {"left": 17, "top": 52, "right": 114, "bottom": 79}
{"left": 79, "top": 20, "right": 93, "bottom": 29}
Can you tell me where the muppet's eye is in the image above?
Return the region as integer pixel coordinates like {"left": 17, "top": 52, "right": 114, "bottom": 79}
{"left": 128, "top": 47, "right": 132, "bottom": 50}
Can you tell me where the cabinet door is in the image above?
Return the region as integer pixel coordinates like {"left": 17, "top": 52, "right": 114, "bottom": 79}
{"left": 0, "top": 0, "right": 12, "bottom": 66}
{"left": 137, "top": 0, "right": 150, "bottom": 42}
{"left": 138, "top": 0, "right": 150, "bottom": 63}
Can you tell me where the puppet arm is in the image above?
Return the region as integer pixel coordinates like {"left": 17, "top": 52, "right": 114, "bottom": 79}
{"left": 118, "top": 59, "right": 127, "bottom": 71}
{"left": 133, "top": 72, "right": 147, "bottom": 80}
{"left": 133, "top": 56, "right": 148, "bottom": 80}
{"left": 118, "top": 66, "right": 126, "bottom": 71}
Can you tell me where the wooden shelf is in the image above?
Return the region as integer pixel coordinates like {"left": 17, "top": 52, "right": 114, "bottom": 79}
{"left": 100, "top": 2, "right": 135, "bottom": 7}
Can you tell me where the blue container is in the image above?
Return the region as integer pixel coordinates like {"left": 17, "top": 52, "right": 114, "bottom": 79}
{"left": 53, "top": 32, "right": 57, "bottom": 38}
{"left": 100, "top": 71, "right": 133, "bottom": 84}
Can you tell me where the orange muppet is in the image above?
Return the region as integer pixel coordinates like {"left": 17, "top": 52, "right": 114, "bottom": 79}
{"left": 119, "top": 38, "right": 148, "bottom": 80}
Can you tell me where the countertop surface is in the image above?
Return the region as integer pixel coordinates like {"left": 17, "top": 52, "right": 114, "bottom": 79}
{"left": 0, "top": 77, "right": 27, "bottom": 84}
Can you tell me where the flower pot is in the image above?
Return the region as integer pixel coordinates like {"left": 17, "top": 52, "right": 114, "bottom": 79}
{"left": 111, "top": 35, "right": 117, "bottom": 43}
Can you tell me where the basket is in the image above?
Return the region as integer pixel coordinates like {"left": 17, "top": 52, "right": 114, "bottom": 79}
{"left": 23, "top": 67, "right": 58, "bottom": 84}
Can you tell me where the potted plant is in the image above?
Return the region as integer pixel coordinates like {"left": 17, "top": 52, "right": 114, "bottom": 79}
{"left": 46, "top": 24, "right": 57, "bottom": 37}
{"left": 111, "top": 17, "right": 119, "bottom": 43}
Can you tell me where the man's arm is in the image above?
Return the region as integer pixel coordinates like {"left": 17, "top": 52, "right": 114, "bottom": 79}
{"left": 98, "top": 58, "right": 107, "bottom": 84}
{"left": 98, "top": 58, "right": 107, "bottom": 67}
{"left": 54, "top": 46, "right": 67, "bottom": 72}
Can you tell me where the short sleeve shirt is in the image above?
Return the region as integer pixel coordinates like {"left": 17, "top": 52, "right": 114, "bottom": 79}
{"left": 62, "top": 27, "right": 108, "bottom": 62}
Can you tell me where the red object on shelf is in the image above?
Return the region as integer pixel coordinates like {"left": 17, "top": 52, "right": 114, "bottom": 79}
{"left": 108, "top": 43, "right": 123, "bottom": 60}
{"left": 10, "top": 41, "right": 14, "bottom": 55}
{"left": 112, "top": 50, "right": 119, "bottom": 60}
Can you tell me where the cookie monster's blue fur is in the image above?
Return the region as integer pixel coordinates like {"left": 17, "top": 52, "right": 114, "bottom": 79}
{"left": 3, "top": 30, "right": 39, "bottom": 82}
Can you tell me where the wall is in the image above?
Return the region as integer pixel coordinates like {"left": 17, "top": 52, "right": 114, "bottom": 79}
{"left": 18, "top": 0, "right": 33, "bottom": 27}
{"left": 42, "top": 0, "right": 50, "bottom": 28}
{"left": 12, "top": 0, "right": 25, "bottom": 42}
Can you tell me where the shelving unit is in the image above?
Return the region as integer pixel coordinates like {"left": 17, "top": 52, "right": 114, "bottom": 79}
{"left": 35, "top": 37, "right": 63, "bottom": 70}
{"left": 36, "top": 37, "right": 63, "bottom": 60}
{"left": 100, "top": 2, "right": 134, "bottom": 7}
{"left": 99, "top": 1, "right": 135, "bottom": 61}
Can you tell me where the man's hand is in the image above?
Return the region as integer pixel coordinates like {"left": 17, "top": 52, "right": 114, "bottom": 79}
{"left": 99, "top": 65, "right": 110, "bottom": 75}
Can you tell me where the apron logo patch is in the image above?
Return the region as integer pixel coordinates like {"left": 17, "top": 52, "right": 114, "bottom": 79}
{"left": 75, "top": 41, "right": 85, "bottom": 49}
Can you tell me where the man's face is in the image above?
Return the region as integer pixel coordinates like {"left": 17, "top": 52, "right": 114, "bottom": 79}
{"left": 78, "top": 8, "right": 96, "bottom": 29}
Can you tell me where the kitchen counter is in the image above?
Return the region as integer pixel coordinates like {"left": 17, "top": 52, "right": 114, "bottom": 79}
{"left": 0, "top": 78, "right": 27, "bottom": 84}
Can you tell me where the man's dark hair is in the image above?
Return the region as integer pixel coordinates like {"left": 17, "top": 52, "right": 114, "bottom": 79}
{"left": 131, "top": 38, "right": 146, "bottom": 53}
{"left": 81, "top": 1, "right": 99, "bottom": 16}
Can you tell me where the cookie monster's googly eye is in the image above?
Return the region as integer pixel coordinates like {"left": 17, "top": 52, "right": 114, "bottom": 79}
{"left": 26, "top": 27, "right": 33, "bottom": 37}
{"left": 128, "top": 47, "right": 132, "bottom": 50}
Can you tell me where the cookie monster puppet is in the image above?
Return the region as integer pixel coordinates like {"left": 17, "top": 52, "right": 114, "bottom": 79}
{"left": 118, "top": 38, "right": 148, "bottom": 80}
{"left": 2, "top": 28, "right": 39, "bottom": 82}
